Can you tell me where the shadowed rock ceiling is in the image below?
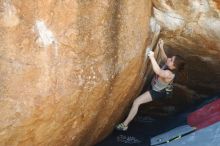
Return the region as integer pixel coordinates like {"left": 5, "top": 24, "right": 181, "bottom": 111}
{"left": 0, "top": 0, "right": 219, "bottom": 146}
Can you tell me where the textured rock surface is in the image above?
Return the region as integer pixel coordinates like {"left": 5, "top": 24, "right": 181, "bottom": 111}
{"left": 0, "top": 0, "right": 151, "bottom": 146}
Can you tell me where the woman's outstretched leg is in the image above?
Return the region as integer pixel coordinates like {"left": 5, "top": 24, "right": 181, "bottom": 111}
{"left": 116, "top": 91, "right": 153, "bottom": 131}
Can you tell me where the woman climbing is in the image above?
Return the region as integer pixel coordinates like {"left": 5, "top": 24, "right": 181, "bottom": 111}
{"left": 116, "top": 39, "right": 186, "bottom": 131}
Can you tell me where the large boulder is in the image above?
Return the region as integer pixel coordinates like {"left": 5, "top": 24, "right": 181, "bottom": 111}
{"left": 0, "top": 0, "right": 151, "bottom": 146}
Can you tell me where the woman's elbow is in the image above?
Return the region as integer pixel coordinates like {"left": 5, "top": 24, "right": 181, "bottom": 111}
{"left": 154, "top": 69, "right": 162, "bottom": 76}
{"left": 156, "top": 70, "right": 165, "bottom": 77}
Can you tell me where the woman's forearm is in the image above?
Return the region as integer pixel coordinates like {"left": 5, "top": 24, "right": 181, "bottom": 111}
{"left": 158, "top": 39, "right": 167, "bottom": 60}
{"left": 149, "top": 56, "right": 161, "bottom": 75}
{"left": 159, "top": 45, "right": 168, "bottom": 60}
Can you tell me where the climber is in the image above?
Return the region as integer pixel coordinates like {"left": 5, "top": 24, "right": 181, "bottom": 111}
{"left": 116, "top": 39, "right": 186, "bottom": 131}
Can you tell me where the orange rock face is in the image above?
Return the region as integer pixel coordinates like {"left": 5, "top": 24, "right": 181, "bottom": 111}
{"left": 0, "top": 0, "right": 151, "bottom": 146}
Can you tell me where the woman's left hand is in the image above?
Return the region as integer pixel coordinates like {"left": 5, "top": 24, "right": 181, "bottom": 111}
{"left": 147, "top": 50, "right": 154, "bottom": 58}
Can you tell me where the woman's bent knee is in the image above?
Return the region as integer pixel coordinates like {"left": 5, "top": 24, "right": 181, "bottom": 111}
{"left": 145, "top": 91, "right": 153, "bottom": 102}
{"left": 133, "top": 91, "right": 152, "bottom": 105}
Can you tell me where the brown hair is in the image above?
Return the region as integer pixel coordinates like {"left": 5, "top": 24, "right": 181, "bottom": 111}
{"left": 173, "top": 55, "right": 186, "bottom": 72}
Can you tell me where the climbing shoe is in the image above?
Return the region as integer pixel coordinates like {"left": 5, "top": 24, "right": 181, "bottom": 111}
{"left": 116, "top": 123, "right": 128, "bottom": 131}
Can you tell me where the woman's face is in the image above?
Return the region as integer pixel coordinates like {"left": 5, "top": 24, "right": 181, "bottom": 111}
{"left": 166, "top": 56, "right": 176, "bottom": 70}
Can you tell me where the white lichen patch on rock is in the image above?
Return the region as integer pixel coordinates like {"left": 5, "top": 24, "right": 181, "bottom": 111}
{"left": 2, "top": 0, "right": 19, "bottom": 27}
{"left": 34, "top": 20, "right": 58, "bottom": 48}
{"left": 150, "top": 17, "right": 161, "bottom": 33}
{"left": 190, "top": 0, "right": 210, "bottom": 13}
{"left": 199, "top": 16, "right": 220, "bottom": 40}
{"left": 153, "top": 7, "right": 185, "bottom": 31}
